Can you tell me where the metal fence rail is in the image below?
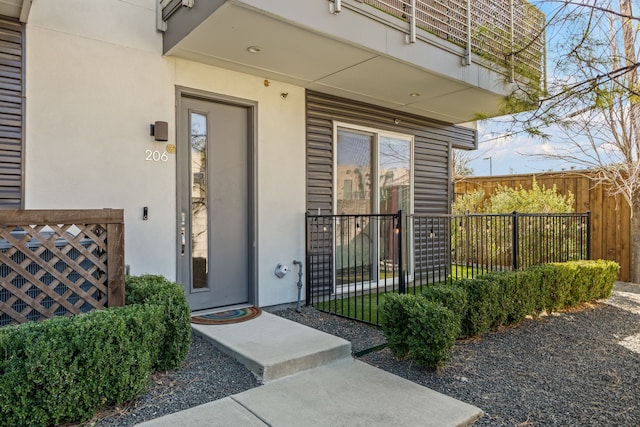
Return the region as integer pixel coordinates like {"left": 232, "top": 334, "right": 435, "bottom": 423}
{"left": 306, "top": 211, "right": 590, "bottom": 325}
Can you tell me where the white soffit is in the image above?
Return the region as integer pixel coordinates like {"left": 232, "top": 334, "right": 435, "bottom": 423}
{"left": 167, "top": 2, "right": 505, "bottom": 123}
{"left": 315, "top": 56, "right": 469, "bottom": 105}
{"left": 0, "top": 0, "right": 22, "bottom": 19}
{"left": 174, "top": 4, "right": 378, "bottom": 83}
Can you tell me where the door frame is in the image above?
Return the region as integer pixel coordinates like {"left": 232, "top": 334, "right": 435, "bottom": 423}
{"left": 175, "top": 86, "right": 258, "bottom": 309}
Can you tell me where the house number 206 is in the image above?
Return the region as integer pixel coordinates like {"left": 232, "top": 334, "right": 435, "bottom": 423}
{"left": 145, "top": 149, "right": 169, "bottom": 162}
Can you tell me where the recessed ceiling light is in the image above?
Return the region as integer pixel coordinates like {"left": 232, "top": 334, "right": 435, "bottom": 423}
{"left": 247, "top": 46, "right": 262, "bottom": 53}
{"left": 410, "top": 92, "right": 420, "bottom": 97}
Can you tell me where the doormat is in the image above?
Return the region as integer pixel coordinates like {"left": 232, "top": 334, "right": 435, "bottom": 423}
{"left": 191, "top": 307, "right": 262, "bottom": 325}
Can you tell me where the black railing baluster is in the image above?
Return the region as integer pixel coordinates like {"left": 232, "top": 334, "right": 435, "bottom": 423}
{"left": 586, "top": 211, "right": 591, "bottom": 260}
{"left": 305, "top": 211, "right": 591, "bottom": 326}
{"left": 397, "top": 210, "right": 405, "bottom": 294}
{"left": 307, "top": 214, "right": 312, "bottom": 305}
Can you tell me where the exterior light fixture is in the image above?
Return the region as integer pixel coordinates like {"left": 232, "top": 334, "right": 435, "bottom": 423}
{"left": 247, "top": 46, "right": 262, "bottom": 53}
{"left": 410, "top": 92, "right": 420, "bottom": 97}
{"left": 150, "top": 121, "right": 168, "bottom": 141}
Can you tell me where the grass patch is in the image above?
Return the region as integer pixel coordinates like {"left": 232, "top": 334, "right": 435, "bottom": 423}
{"left": 314, "top": 284, "right": 436, "bottom": 325}
{"left": 315, "top": 265, "right": 486, "bottom": 325}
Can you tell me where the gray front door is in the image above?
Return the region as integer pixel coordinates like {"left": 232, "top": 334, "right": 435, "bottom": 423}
{"left": 177, "top": 94, "right": 253, "bottom": 311}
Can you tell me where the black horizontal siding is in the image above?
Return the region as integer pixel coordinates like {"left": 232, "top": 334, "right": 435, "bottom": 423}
{"left": 0, "top": 17, "right": 22, "bottom": 209}
{"left": 305, "top": 90, "right": 476, "bottom": 216}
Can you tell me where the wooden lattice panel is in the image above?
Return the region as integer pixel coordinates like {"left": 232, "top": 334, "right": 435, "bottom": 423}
{"left": 0, "top": 210, "right": 124, "bottom": 327}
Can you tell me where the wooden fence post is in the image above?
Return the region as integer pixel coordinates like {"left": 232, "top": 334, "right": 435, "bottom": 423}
{"left": 106, "top": 210, "right": 125, "bottom": 307}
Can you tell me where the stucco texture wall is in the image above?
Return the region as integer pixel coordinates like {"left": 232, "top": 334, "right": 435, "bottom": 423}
{"left": 25, "top": 0, "right": 306, "bottom": 306}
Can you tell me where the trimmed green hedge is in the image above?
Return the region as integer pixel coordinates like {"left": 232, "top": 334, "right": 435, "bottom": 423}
{"left": 380, "top": 260, "right": 619, "bottom": 368}
{"left": 454, "top": 260, "right": 619, "bottom": 339}
{"left": 452, "top": 277, "right": 497, "bottom": 338}
{"left": 380, "top": 293, "right": 459, "bottom": 369}
{"left": 125, "top": 275, "right": 191, "bottom": 371}
{"left": 421, "top": 283, "right": 468, "bottom": 322}
{"left": 0, "top": 275, "right": 191, "bottom": 427}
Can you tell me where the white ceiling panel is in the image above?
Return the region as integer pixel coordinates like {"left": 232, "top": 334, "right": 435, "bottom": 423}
{"left": 177, "top": 5, "right": 378, "bottom": 84}
{"left": 316, "top": 56, "right": 469, "bottom": 105}
{"left": 166, "top": 2, "right": 507, "bottom": 123}
{"left": 0, "top": 0, "right": 22, "bottom": 19}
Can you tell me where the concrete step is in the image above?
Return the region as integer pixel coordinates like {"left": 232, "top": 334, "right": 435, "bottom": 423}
{"left": 137, "top": 359, "right": 483, "bottom": 427}
{"left": 191, "top": 311, "right": 352, "bottom": 383}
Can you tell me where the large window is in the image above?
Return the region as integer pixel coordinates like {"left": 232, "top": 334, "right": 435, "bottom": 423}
{"left": 334, "top": 124, "right": 413, "bottom": 287}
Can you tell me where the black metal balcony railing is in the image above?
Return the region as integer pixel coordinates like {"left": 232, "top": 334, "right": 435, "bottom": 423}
{"left": 305, "top": 211, "right": 590, "bottom": 325}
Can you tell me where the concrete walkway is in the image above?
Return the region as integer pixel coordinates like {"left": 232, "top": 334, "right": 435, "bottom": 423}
{"left": 605, "top": 281, "right": 640, "bottom": 354}
{"left": 136, "top": 312, "right": 482, "bottom": 427}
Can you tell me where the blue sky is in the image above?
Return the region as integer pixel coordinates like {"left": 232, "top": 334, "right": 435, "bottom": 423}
{"left": 466, "top": 121, "right": 575, "bottom": 177}
{"left": 466, "top": 0, "right": 628, "bottom": 177}
{"left": 465, "top": 0, "right": 564, "bottom": 177}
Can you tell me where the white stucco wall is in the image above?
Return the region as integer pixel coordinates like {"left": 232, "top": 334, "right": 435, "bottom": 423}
{"left": 25, "top": 0, "right": 306, "bottom": 307}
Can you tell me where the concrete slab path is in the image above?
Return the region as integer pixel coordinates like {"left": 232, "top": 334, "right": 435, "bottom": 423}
{"left": 191, "top": 312, "right": 352, "bottom": 383}
{"left": 137, "top": 359, "right": 481, "bottom": 427}
{"left": 137, "top": 310, "right": 482, "bottom": 426}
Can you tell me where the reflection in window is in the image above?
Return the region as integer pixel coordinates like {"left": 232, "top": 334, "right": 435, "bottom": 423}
{"left": 379, "top": 136, "right": 410, "bottom": 215}
{"left": 191, "top": 112, "right": 208, "bottom": 289}
{"left": 335, "top": 126, "right": 413, "bottom": 286}
{"left": 336, "top": 129, "right": 372, "bottom": 215}
{"left": 379, "top": 136, "right": 411, "bottom": 278}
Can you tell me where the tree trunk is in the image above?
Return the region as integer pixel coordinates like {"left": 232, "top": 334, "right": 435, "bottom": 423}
{"left": 631, "top": 194, "right": 640, "bottom": 283}
{"left": 620, "top": 0, "right": 640, "bottom": 158}
{"left": 620, "top": 0, "right": 640, "bottom": 284}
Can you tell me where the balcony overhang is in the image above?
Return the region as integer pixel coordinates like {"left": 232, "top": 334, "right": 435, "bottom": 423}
{"left": 162, "top": 0, "right": 540, "bottom": 124}
{"left": 0, "top": 0, "right": 31, "bottom": 22}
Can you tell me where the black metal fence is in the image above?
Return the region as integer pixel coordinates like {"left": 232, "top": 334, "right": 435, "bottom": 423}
{"left": 305, "top": 211, "right": 591, "bottom": 325}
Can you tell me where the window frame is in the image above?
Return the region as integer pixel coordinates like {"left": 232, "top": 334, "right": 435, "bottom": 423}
{"left": 332, "top": 122, "right": 415, "bottom": 216}
{"left": 332, "top": 122, "right": 415, "bottom": 291}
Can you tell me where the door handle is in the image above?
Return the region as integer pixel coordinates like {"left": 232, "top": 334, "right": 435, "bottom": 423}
{"left": 180, "top": 211, "right": 186, "bottom": 255}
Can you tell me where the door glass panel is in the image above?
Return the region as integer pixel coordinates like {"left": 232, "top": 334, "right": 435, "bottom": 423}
{"left": 190, "top": 112, "right": 208, "bottom": 289}
{"left": 336, "top": 129, "right": 374, "bottom": 284}
{"left": 379, "top": 136, "right": 411, "bottom": 279}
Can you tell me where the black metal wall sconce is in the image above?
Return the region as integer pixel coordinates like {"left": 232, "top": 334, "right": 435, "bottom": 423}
{"left": 150, "top": 121, "right": 168, "bottom": 141}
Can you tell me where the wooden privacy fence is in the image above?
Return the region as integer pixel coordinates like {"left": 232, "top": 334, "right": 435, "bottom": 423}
{"left": 455, "top": 171, "right": 631, "bottom": 281}
{"left": 0, "top": 209, "right": 125, "bottom": 326}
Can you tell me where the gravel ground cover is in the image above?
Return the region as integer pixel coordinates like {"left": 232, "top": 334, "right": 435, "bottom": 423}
{"left": 83, "top": 334, "right": 260, "bottom": 427}
{"left": 86, "top": 293, "right": 640, "bottom": 427}
{"left": 275, "top": 302, "right": 640, "bottom": 426}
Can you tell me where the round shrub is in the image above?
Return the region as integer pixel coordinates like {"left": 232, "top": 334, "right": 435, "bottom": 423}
{"left": 453, "top": 278, "right": 499, "bottom": 338}
{"left": 0, "top": 304, "right": 164, "bottom": 427}
{"left": 421, "top": 284, "right": 468, "bottom": 323}
{"left": 125, "top": 275, "right": 191, "bottom": 370}
{"left": 381, "top": 293, "right": 459, "bottom": 369}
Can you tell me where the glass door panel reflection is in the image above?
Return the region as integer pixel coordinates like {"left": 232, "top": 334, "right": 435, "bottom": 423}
{"left": 336, "top": 128, "right": 374, "bottom": 285}
{"left": 378, "top": 136, "right": 411, "bottom": 280}
{"left": 191, "top": 112, "right": 208, "bottom": 289}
